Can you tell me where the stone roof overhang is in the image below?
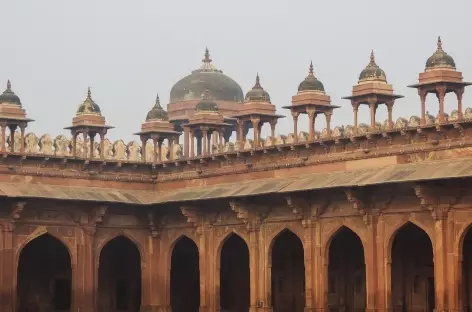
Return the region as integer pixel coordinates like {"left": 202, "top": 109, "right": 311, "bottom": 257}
{"left": 2, "top": 156, "right": 472, "bottom": 205}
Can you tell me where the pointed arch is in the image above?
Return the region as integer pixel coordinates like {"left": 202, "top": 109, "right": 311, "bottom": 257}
{"left": 17, "top": 233, "right": 73, "bottom": 311}
{"left": 324, "top": 225, "right": 365, "bottom": 262}
{"left": 16, "top": 227, "right": 74, "bottom": 266}
{"left": 268, "top": 228, "right": 304, "bottom": 265}
{"left": 270, "top": 228, "right": 305, "bottom": 311}
{"left": 97, "top": 232, "right": 144, "bottom": 264}
{"left": 170, "top": 234, "right": 200, "bottom": 312}
{"left": 169, "top": 234, "right": 199, "bottom": 256}
{"left": 326, "top": 226, "right": 366, "bottom": 311}
{"left": 218, "top": 233, "right": 250, "bottom": 311}
{"left": 386, "top": 220, "right": 434, "bottom": 262}
{"left": 217, "top": 231, "right": 249, "bottom": 261}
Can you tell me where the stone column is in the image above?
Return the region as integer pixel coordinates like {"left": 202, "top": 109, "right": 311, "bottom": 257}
{"left": 89, "top": 132, "right": 95, "bottom": 160}
{"left": 302, "top": 219, "right": 316, "bottom": 311}
{"left": 74, "top": 228, "right": 95, "bottom": 312}
{"left": 433, "top": 209, "right": 449, "bottom": 312}
{"left": 8, "top": 125, "right": 16, "bottom": 153}
{"left": 168, "top": 137, "right": 174, "bottom": 161}
{"left": 99, "top": 131, "right": 106, "bottom": 160}
{"left": 248, "top": 222, "right": 261, "bottom": 312}
{"left": 351, "top": 101, "right": 359, "bottom": 132}
{"left": 237, "top": 120, "right": 245, "bottom": 150}
{"left": 291, "top": 111, "right": 299, "bottom": 143}
{"left": 141, "top": 136, "right": 147, "bottom": 162}
{"left": 418, "top": 89, "right": 427, "bottom": 125}
{"left": 325, "top": 111, "right": 332, "bottom": 137}
{"left": 307, "top": 108, "right": 316, "bottom": 140}
{"left": 251, "top": 116, "right": 260, "bottom": 148}
{"left": 364, "top": 212, "right": 380, "bottom": 312}
{"left": 19, "top": 125, "right": 26, "bottom": 154}
{"left": 313, "top": 221, "right": 325, "bottom": 312}
{"left": 153, "top": 137, "right": 158, "bottom": 164}
{"left": 190, "top": 130, "right": 195, "bottom": 158}
{"left": 368, "top": 100, "right": 377, "bottom": 131}
{"left": 455, "top": 87, "right": 465, "bottom": 120}
{"left": 201, "top": 127, "right": 208, "bottom": 156}
{"left": 158, "top": 139, "right": 163, "bottom": 162}
{"left": 0, "top": 222, "right": 15, "bottom": 312}
{"left": 218, "top": 131, "right": 224, "bottom": 152}
{"left": 386, "top": 101, "right": 394, "bottom": 130}
{"left": 0, "top": 124, "right": 6, "bottom": 152}
{"left": 83, "top": 131, "right": 89, "bottom": 160}
{"left": 183, "top": 127, "right": 190, "bottom": 157}
{"left": 142, "top": 233, "right": 163, "bottom": 312}
{"left": 437, "top": 85, "right": 447, "bottom": 123}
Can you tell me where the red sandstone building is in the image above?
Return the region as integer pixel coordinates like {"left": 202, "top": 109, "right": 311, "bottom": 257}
{"left": 1, "top": 37, "right": 472, "bottom": 312}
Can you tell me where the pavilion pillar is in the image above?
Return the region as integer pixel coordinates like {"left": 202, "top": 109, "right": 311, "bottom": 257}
{"left": 251, "top": 117, "right": 260, "bottom": 148}
{"left": 455, "top": 88, "right": 465, "bottom": 120}
{"left": 307, "top": 108, "right": 316, "bottom": 140}
{"left": 0, "top": 222, "right": 14, "bottom": 312}
{"left": 158, "top": 139, "right": 163, "bottom": 162}
{"left": 83, "top": 131, "right": 89, "bottom": 160}
{"left": 89, "top": 132, "right": 95, "bottom": 159}
{"left": 437, "top": 85, "right": 446, "bottom": 123}
{"left": 419, "top": 89, "right": 427, "bottom": 125}
{"left": 368, "top": 100, "right": 377, "bottom": 130}
{"left": 183, "top": 127, "right": 189, "bottom": 157}
{"left": 99, "top": 132, "right": 106, "bottom": 160}
{"left": 238, "top": 120, "right": 245, "bottom": 150}
{"left": 8, "top": 126, "right": 16, "bottom": 153}
{"left": 325, "top": 111, "right": 332, "bottom": 137}
{"left": 386, "top": 101, "right": 394, "bottom": 130}
{"left": 291, "top": 111, "right": 299, "bottom": 143}
{"left": 190, "top": 130, "right": 195, "bottom": 158}
{"left": 0, "top": 124, "right": 6, "bottom": 152}
{"left": 218, "top": 131, "right": 224, "bottom": 152}
{"left": 19, "top": 125, "right": 25, "bottom": 154}
{"left": 153, "top": 137, "right": 158, "bottom": 164}
{"left": 351, "top": 101, "right": 359, "bottom": 131}
{"left": 202, "top": 128, "right": 208, "bottom": 156}
{"left": 168, "top": 137, "right": 174, "bottom": 161}
{"left": 141, "top": 137, "right": 147, "bottom": 162}
{"left": 269, "top": 119, "right": 277, "bottom": 145}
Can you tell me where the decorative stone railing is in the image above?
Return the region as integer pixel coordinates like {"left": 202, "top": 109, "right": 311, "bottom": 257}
{"left": 3, "top": 107, "right": 470, "bottom": 162}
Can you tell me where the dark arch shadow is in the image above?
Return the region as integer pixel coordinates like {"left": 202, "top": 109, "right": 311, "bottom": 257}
{"left": 391, "top": 222, "right": 434, "bottom": 312}
{"left": 220, "top": 233, "right": 250, "bottom": 312}
{"left": 271, "top": 229, "right": 305, "bottom": 312}
{"left": 98, "top": 235, "right": 141, "bottom": 312}
{"left": 171, "top": 236, "right": 200, "bottom": 312}
{"left": 17, "top": 233, "right": 72, "bottom": 312}
{"left": 327, "top": 226, "right": 366, "bottom": 312}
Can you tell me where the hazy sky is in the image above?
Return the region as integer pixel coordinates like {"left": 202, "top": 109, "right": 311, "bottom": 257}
{"left": 3, "top": 0, "right": 472, "bottom": 142}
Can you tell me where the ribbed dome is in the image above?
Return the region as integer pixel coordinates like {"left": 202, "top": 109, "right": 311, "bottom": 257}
{"left": 169, "top": 48, "right": 244, "bottom": 103}
{"left": 146, "top": 93, "right": 169, "bottom": 121}
{"left": 425, "top": 37, "right": 456, "bottom": 71}
{"left": 195, "top": 89, "right": 219, "bottom": 113}
{"left": 245, "top": 74, "right": 271, "bottom": 103}
{"left": 298, "top": 61, "right": 325, "bottom": 93}
{"left": 0, "top": 80, "right": 22, "bottom": 106}
{"left": 358, "top": 51, "right": 387, "bottom": 83}
{"left": 76, "top": 87, "right": 102, "bottom": 115}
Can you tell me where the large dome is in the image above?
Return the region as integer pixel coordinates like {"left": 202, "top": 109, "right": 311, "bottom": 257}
{"left": 169, "top": 48, "right": 244, "bottom": 103}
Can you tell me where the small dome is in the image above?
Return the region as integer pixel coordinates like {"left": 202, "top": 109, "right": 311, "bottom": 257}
{"left": 76, "top": 87, "right": 102, "bottom": 115}
{"left": 0, "top": 80, "right": 22, "bottom": 106}
{"left": 195, "top": 89, "right": 219, "bottom": 112}
{"left": 146, "top": 93, "right": 169, "bottom": 121}
{"left": 358, "top": 51, "right": 387, "bottom": 83}
{"left": 425, "top": 37, "right": 456, "bottom": 71}
{"left": 245, "top": 74, "right": 271, "bottom": 103}
{"left": 298, "top": 61, "right": 325, "bottom": 93}
{"left": 169, "top": 48, "right": 244, "bottom": 103}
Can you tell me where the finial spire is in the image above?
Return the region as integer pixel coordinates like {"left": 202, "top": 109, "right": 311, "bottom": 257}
{"left": 6, "top": 80, "right": 11, "bottom": 91}
{"left": 87, "top": 86, "right": 92, "bottom": 98}
{"left": 437, "top": 36, "right": 443, "bottom": 51}
{"left": 203, "top": 47, "right": 212, "bottom": 63}
{"left": 308, "top": 61, "right": 314, "bottom": 76}
{"left": 253, "top": 73, "right": 262, "bottom": 89}
{"left": 369, "top": 49, "right": 376, "bottom": 65}
{"left": 154, "top": 93, "right": 162, "bottom": 108}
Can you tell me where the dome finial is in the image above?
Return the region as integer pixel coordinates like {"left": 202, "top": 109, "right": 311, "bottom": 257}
{"left": 437, "top": 36, "right": 443, "bottom": 51}
{"left": 6, "top": 80, "right": 11, "bottom": 91}
{"left": 369, "top": 49, "right": 376, "bottom": 65}
{"left": 87, "top": 86, "right": 92, "bottom": 99}
{"left": 154, "top": 93, "right": 162, "bottom": 108}
{"left": 254, "top": 73, "right": 262, "bottom": 89}
{"left": 309, "top": 61, "right": 314, "bottom": 76}
{"left": 203, "top": 47, "right": 212, "bottom": 63}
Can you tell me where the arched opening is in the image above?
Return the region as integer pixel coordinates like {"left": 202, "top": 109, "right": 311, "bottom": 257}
{"left": 98, "top": 236, "right": 141, "bottom": 312}
{"left": 462, "top": 226, "right": 472, "bottom": 311}
{"left": 220, "top": 234, "right": 250, "bottom": 311}
{"left": 17, "top": 233, "right": 72, "bottom": 312}
{"left": 327, "top": 226, "right": 366, "bottom": 312}
{"left": 391, "top": 222, "right": 434, "bottom": 312}
{"left": 271, "top": 230, "right": 305, "bottom": 312}
{"left": 171, "top": 236, "right": 200, "bottom": 312}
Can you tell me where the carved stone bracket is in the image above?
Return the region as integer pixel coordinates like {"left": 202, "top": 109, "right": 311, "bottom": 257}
{"left": 93, "top": 206, "right": 108, "bottom": 225}
{"left": 413, "top": 184, "right": 464, "bottom": 220}
{"left": 344, "top": 188, "right": 393, "bottom": 226}
{"left": 10, "top": 201, "right": 27, "bottom": 222}
{"left": 229, "top": 200, "right": 268, "bottom": 232}
{"left": 179, "top": 205, "right": 216, "bottom": 235}
{"left": 147, "top": 210, "right": 160, "bottom": 238}
{"left": 284, "top": 195, "right": 329, "bottom": 224}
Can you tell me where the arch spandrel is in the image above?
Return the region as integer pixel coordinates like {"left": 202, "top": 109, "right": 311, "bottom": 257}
{"left": 15, "top": 226, "right": 75, "bottom": 266}
{"left": 452, "top": 210, "right": 472, "bottom": 257}
{"left": 96, "top": 230, "right": 144, "bottom": 265}
{"left": 384, "top": 217, "right": 435, "bottom": 262}
{"left": 265, "top": 222, "right": 304, "bottom": 252}
{"left": 320, "top": 218, "right": 367, "bottom": 252}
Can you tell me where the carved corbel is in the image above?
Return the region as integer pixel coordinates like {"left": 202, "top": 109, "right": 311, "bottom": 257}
{"left": 90, "top": 205, "right": 108, "bottom": 226}
{"left": 229, "top": 200, "right": 268, "bottom": 232}
{"left": 413, "top": 184, "right": 463, "bottom": 220}
{"left": 10, "top": 201, "right": 27, "bottom": 222}
{"left": 284, "top": 195, "right": 329, "bottom": 225}
{"left": 147, "top": 210, "right": 160, "bottom": 238}
{"left": 180, "top": 206, "right": 200, "bottom": 225}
